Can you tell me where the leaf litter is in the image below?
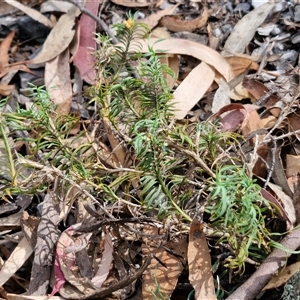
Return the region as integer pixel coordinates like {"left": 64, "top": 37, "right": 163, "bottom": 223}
{"left": 1, "top": 1, "right": 300, "bottom": 300}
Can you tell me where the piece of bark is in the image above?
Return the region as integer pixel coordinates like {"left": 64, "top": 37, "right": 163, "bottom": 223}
{"left": 226, "top": 227, "right": 300, "bottom": 300}
{"left": 28, "top": 192, "right": 60, "bottom": 295}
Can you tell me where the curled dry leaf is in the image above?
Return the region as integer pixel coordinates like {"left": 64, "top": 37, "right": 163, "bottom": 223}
{"left": 159, "top": 6, "right": 208, "bottom": 32}
{"left": 224, "top": 2, "right": 276, "bottom": 54}
{"left": 4, "top": 0, "right": 53, "bottom": 28}
{"left": 188, "top": 219, "right": 216, "bottom": 300}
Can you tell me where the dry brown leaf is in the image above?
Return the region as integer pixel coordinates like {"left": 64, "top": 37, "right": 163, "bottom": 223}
{"left": 287, "top": 109, "right": 300, "bottom": 140}
{"left": 0, "top": 237, "right": 33, "bottom": 286}
{"left": 159, "top": 6, "right": 208, "bottom": 32}
{"left": 0, "top": 31, "right": 15, "bottom": 73}
{"left": 110, "top": 0, "right": 158, "bottom": 7}
{"left": 135, "top": 38, "right": 233, "bottom": 81}
{"left": 7, "top": 295, "right": 64, "bottom": 300}
{"left": 0, "top": 83, "right": 14, "bottom": 96}
{"left": 140, "top": 4, "right": 180, "bottom": 30}
{"left": 261, "top": 188, "right": 293, "bottom": 225}
{"left": 211, "top": 78, "right": 230, "bottom": 114}
{"left": 12, "top": 7, "right": 77, "bottom": 66}
{"left": 263, "top": 261, "right": 300, "bottom": 291}
{"left": 41, "top": 0, "right": 80, "bottom": 15}
{"left": 286, "top": 154, "right": 300, "bottom": 178}
{"left": 223, "top": 2, "right": 275, "bottom": 54}
{"left": 188, "top": 219, "right": 216, "bottom": 300}
{"left": 151, "top": 28, "right": 179, "bottom": 89}
{"left": 225, "top": 56, "right": 258, "bottom": 77}
{"left": 173, "top": 62, "right": 215, "bottom": 119}
{"left": 267, "top": 182, "right": 296, "bottom": 226}
{"left": 45, "top": 49, "right": 72, "bottom": 115}
{"left": 4, "top": 0, "right": 53, "bottom": 28}
{"left": 142, "top": 225, "right": 187, "bottom": 300}
{"left": 230, "top": 82, "right": 255, "bottom": 101}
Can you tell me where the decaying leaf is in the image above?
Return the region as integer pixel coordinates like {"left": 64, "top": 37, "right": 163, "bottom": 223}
{"left": 188, "top": 219, "right": 216, "bottom": 300}
{"left": 0, "top": 83, "right": 14, "bottom": 96}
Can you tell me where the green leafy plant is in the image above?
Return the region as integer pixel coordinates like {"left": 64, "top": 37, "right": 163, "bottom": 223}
{"left": 0, "top": 12, "right": 284, "bottom": 276}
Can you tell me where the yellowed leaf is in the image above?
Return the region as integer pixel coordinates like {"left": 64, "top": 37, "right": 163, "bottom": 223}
{"left": 188, "top": 219, "right": 216, "bottom": 300}
{"left": 286, "top": 154, "right": 300, "bottom": 178}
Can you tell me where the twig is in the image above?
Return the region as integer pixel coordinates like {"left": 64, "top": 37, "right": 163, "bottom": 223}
{"left": 63, "top": 0, "right": 118, "bottom": 44}
{"left": 226, "top": 227, "right": 300, "bottom": 300}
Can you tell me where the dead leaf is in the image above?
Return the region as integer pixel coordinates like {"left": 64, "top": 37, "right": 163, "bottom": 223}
{"left": 211, "top": 79, "right": 231, "bottom": 114}
{"left": 225, "top": 56, "right": 259, "bottom": 77}
{"left": 267, "top": 182, "right": 296, "bottom": 227}
{"left": 13, "top": 7, "right": 77, "bottom": 66}
{"left": 4, "top": 0, "right": 53, "bottom": 28}
{"left": 73, "top": 0, "right": 101, "bottom": 85}
{"left": 135, "top": 38, "right": 233, "bottom": 81}
{"left": 286, "top": 154, "right": 300, "bottom": 178}
{"left": 45, "top": 49, "right": 72, "bottom": 115}
{"left": 0, "top": 31, "right": 15, "bottom": 73}
{"left": 188, "top": 219, "right": 216, "bottom": 300}
{"left": 263, "top": 261, "right": 300, "bottom": 290}
{"left": 140, "top": 4, "right": 180, "bottom": 30}
{"left": 261, "top": 188, "right": 293, "bottom": 225}
{"left": 92, "top": 233, "right": 113, "bottom": 287}
{"left": 142, "top": 224, "right": 187, "bottom": 300}
{"left": 160, "top": 6, "right": 208, "bottom": 32}
{"left": 173, "top": 62, "right": 215, "bottom": 119}
{"left": 41, "top": 0, "right": 80, "bottom": 15}
{"left": 0, "top": 83, "right": 14, "bottom": 96}
{"left": 224, "top": 3, "right": 275, "bottom": 54}
{"left": 110, "top": 0, "right": 158, "bottom": 7}
{"left": 287, "top": 109, "right": 300, "bottom": 140}
{"left": 0, "top": 237, "right": 33, "bottom": 286}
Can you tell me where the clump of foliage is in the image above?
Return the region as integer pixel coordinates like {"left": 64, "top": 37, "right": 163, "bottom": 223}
{"left": 0, "top": 12, "right": 282, "bottom": 273}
